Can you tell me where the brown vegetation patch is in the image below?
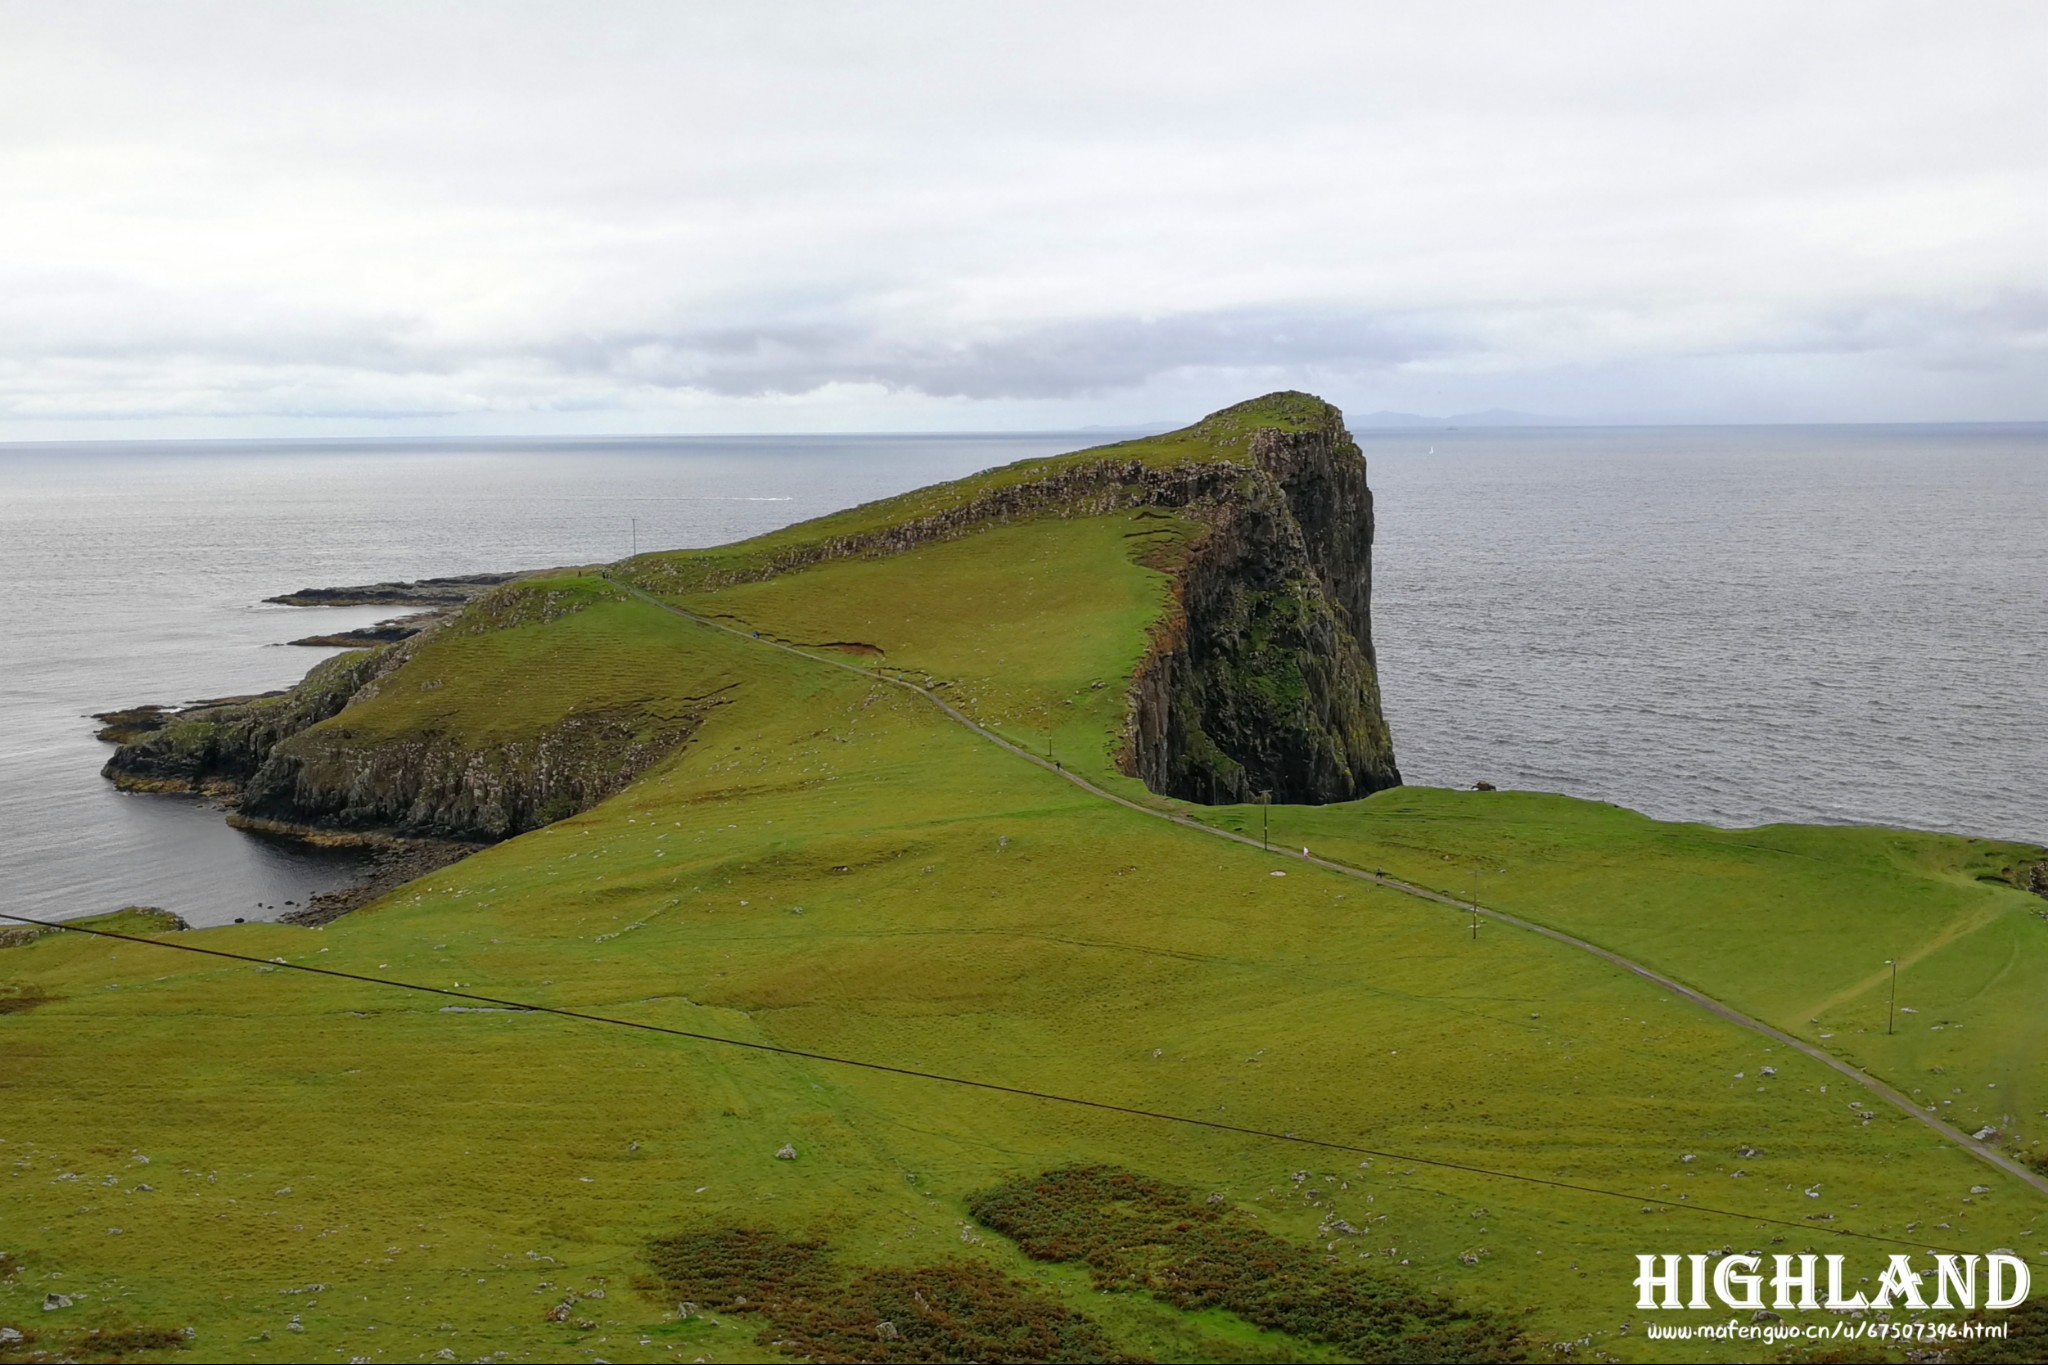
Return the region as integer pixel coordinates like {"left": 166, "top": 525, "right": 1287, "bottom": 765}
{"left": 645, "top": 1227, "right": 834, "bottom": 1310}
{"left": 0, "top": 1322, "right": 188, "bottom": 1363}
{"left": 0, "top": 983, "right": 57, "bottom": 1015}
{"left": 771, "top": 1263, "right": 1140, "bottom": 1364}
{"left": 638, "top": 1228, "right": 1135, "bottom": 1364}
{"left": 968, "top": 1166, "right": 1532, "bottom": 1363}
{"left": 1947, "top": 1294, "right": 2048, "bottom": 1363}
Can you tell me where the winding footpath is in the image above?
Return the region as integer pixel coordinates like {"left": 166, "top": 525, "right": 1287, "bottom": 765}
{"left": 614, "top": 579, "right": 2048, "bottom": 1201}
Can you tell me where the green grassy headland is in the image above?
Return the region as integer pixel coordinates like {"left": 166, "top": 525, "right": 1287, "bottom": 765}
{"left": 4, "top": 396, "right": 2044, "bottom": 1363}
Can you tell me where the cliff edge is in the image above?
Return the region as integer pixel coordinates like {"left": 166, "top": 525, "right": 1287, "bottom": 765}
{"left": 1122, "top": 394, "right": 1398, "bottom": 803}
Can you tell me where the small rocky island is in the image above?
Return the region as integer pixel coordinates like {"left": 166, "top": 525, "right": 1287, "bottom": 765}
{"left": 263, "top": 572, "right": 520, "bottom": 608}
{"left": 267, "top": 573, "right": 523, "bottom": 647}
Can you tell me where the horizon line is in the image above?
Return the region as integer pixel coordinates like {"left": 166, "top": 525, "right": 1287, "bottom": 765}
{"left": 5, "top": 416, "right": 2048, "bottom": 450}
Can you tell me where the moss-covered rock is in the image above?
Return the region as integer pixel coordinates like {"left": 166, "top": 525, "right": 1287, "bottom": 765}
{"left": 99, "top": 648, "right": 404, "bottom": 795}
{"left": 1121, "top": 398, "right": 1400, "bottom": 803}
{"left": 102, "top": 579, "right": 722, "bottom": 843}
{"left": 235, "top": 702, "right": 707, "bottom": 842}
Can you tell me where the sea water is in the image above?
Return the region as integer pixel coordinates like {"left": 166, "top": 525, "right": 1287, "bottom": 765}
{"left": 0, "top": 424, "right": 2041, "bottom": 927}
{"left": 1364, "top": 424, "right": 2046, "bottom": 844}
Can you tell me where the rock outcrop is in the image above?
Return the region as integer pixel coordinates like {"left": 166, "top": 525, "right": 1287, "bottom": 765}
{"left": 103, "top": 580, "right": 720, "bottom": 843}
{"left": 101, "top": 647, "right": 408, "bottom": 796}
{"left": 1117, "top": 397, "right": 1398, "bottom": 803}
{"left": 232, "top": 700, "right": 706, "bottom": 841}
{"left": 264, "top": 572, "right": 519, "bottom": 607}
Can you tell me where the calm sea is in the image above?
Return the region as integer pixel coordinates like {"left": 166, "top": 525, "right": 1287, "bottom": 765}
{"left": 1, "top": 425, "right": 2041, "bottom": 927}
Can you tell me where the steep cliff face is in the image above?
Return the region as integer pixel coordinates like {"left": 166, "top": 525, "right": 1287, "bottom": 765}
{"left": 100, "top": 646, "right": 410, "bottom": 795}
{"left": 1119, "top": 397, "right": 1398, "bottom": 804}
{"left": 233, "top": 702, "right": 705, "bottom": 841}
{"left": 103, "top": 578, "right": 722, "bottom": 843}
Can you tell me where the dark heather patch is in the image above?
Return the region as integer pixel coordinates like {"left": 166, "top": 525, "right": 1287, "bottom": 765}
{"left": 643, "top": 1228, "right": 834, "bottom": 1311}
{"left": 638, "top": 1228, "right": 1138, "bottom": 1364}
{"left": 766, "top": 1262, "right": 1140, "bottom": 1364}
{"left": 0, "top": 984, "right": 56, "bottom": 1015}
{"left": 0, "top": 1322, "right": 189, "bottom": 1363}
{"left": 969, "top": 1166, "right": 1534, "bottom": 1364}
{"left": 1947, "top": 1294, "right": 2048, "bottom": 1363}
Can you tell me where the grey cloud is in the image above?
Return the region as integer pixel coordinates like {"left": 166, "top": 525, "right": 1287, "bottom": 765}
{"left": 568, "top": 310, "right": 1461, "bottom": 400}
{"left": 5, "top": 290, "right": 2045, "bottom": 424}
{"left": 1722, "top": 293, "right": 2048, "bottom": 369}
{"left": 2, "top": 2, "right": 2045, "bottom": 432}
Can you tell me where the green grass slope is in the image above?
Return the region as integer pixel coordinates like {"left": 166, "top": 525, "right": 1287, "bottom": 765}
{"left": 278, "top": 576, "right": 731, "bottom": 752}
{"left": 663, "top": 496, "right": 2048, "bottom": 1180}
{"left": 616, "top": 392, "right": 1321, "bottom": 597}
{"left": 1216, "top": 789, "right": 2048, "bottom": 1174}
{"left": 665, "top": 510, "right": 1198, "bottom": 790}
{"left": 6, "top": 407, "right": 2046, "bottom": 1361}
{"left": 4, "top": 556, "right": 2043, "bottom": 1363}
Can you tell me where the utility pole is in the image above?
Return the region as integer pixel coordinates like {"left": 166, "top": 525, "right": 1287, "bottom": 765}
{"left": 1261, "top": 791, "right": 1270, "bottom": 852}
{"left": 1887, "top": 958, "right": 1897, "bottom": 1035}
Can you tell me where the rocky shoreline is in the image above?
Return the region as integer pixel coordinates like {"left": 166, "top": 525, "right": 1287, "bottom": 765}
{"left": 94, "top": 571, "right": 689, "bottom": 924}
{"left": 285, "top": 614, "right": 437, "bottom": 648}
{"left": 277, "top": 836, "right": 481, "bottom": 927}
{"left": 90, "top": 579, "right": 501, "bottom": 925}
{"left": 263, "top": 572, "right": 519, "bottom": 608}
{"left": 89, "top": 692, "right": 481, "bottom": 924}
{"left": 267, "top": 573, "right": 534, "bottom": 649}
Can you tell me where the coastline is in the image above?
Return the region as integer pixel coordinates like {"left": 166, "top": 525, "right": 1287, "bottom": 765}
{"left": 273, "top": 834, "right": 480, "bottom": 927}
{"left": 88, "top": 570, "right": 603, "bottom": 925}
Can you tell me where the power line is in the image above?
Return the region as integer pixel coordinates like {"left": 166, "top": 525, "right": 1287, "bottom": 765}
{"left": 1, "top": 910, "right": 1978, "bottom": 1256}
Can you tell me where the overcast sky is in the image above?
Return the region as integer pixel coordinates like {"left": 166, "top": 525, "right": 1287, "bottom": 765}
{"left": 2, "top": 1, "right": 2043, "bottom": 437}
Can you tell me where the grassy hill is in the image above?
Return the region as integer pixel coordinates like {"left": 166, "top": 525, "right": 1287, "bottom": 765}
{"left": 4, "top": 396, "right": 2044, "bottom": 1363}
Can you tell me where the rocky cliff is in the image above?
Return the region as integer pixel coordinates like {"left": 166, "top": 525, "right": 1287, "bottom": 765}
{"left": 1116, "top": 396, "right": 1399, "bottom": 803}
{"left": 102, "top": 579, "right": 721, "bottom": 843}
{"left": 231, "top": 700, "right": 705, "bottom": 841}
{"left": 100, "top": 646, "right": 409, "bottom": 796}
